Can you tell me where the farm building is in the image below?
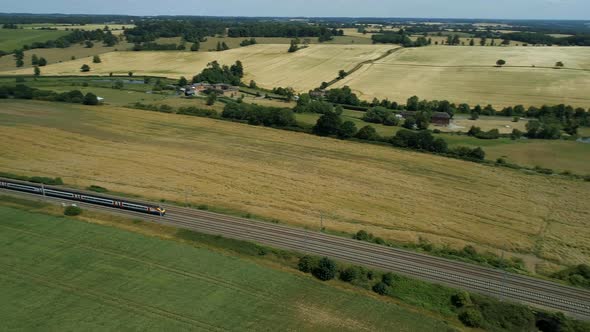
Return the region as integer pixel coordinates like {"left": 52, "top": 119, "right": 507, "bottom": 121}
{"left": 431, "top": 112, "right": 451, "bottom": 126}
{"left": 185, "top": 83, "right": 239, "bottom": 96}
{"left": 399, "top": 111, "right": 450, "bottom": 127}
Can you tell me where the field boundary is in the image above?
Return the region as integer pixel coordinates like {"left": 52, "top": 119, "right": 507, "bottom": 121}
{"left": 324, "top": 47, "right": 403, "bottom": 88}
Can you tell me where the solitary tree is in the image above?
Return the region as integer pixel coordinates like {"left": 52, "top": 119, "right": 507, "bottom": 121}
{"left": 190, "top": 42, "right": 200, "bottom": 52}
{"left": 83, "top": 92, "right": 99, "bottom": 105}
{"left": 93, "top": 55, "right": 101, "bottom": 63}
{"left": 206, "top": 93, "right": 217, "bottom": 106}
{"left": 338, "top": 69, "right": 348, "bottom": 79}
{"left": 31, "top": 54, "right": 39, "bottom": 65}
{"left": 33, "top": 66, "right": 40, "bottom": 77}
{"left": 80, "top": 64, "right": 90, "bottom": 72}
{"left": 496, "top": 59, "right": 506, "bottom": 67}
{"left": 38, "top": 57, "right": 47, "bottom": 66}
{"left": 128, "top": 71, "right": 133, "bottom": 77}
{"left": 85, "top": 40, "right": 94, "bottom": 48}
{"left": 555, "top": 61, "right": 564, "bottom": 68}
{"left": 469, "top": 39, "right": 475, "bottom": 46}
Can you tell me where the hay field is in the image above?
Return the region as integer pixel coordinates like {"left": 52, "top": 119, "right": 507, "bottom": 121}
{"left": 1, "top": 100, "right": 589, "bottom": 268}
{"left": 333, "top": 46, "right": 590, "bottom": 108}
{"left": 1, "top": 44, "right": 395, "bottom": 92}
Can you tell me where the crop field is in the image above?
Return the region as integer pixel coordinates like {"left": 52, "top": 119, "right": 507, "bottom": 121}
{"left": 333, "top": 46, "right": 590, "bottom": 108}
{"left": 1, "top": 100, "right": 589, "bottom": 269}
{"left": 0, "top": 42, "right": 133, "bottom": 71}
{"left": 1, "top": 44, "right": 396, "bottom": 92}
{"left": 0, "top": 206, "right": 454, "bottom": 331}
{"left": 0, "top": 29, "right": 70, "bottom": 51}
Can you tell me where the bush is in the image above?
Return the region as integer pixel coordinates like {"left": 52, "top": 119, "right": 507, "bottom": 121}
{"left": 298, "top": 255, "right": 317, "bottom": 273}
{"left": 372, "top": 282, "right": 389, "bottom": 295}
{"left": 381, "top": 272, "right": 396, "bottom": 287}
{"left": 459, "top": 309, "right": 483, "bottom": 327}
{"left": 83, "top": 92, "right": 99, "bottom": 105}
{"left": 312, "top": 257, "right": 337, "bottom": 281}
{"left": 340, "top": 266, "right": 361, "bottom": 282}
{"left": 64, "top": 206, "right": 82, "bottom": 216}
{"left": 355, "top": 125, "right": 379, "bottom": 141}
{"left": 451, "top": 291, "right": 472, "bottom": 308}
{"left": 87, "top": 185, "right": 107, "bottom": 193}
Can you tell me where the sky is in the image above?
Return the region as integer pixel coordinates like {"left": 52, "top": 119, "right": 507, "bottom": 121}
{"left": 1, "top": 0, "right": 588, "bottom": 20}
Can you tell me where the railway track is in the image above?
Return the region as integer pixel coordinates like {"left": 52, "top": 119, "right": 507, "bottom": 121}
{"left": 2, "top": 185, "right": 590, "bottom": 320}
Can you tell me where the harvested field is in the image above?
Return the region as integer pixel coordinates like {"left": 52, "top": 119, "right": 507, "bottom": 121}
{"left": 1, "top": 100, "right": 589, "bottom": 267}
{"left": 1, "top": 44, "right": 396, "bottom": 92}
{"left": 333, "top": 46, "right": 590, "bottom": 108}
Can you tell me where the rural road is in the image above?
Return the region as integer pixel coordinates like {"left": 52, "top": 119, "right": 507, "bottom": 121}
{"left": 2, "top": 182, "right": 590, "bottom": 320}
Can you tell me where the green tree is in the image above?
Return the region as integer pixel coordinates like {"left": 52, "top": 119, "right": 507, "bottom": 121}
{"left": 221, "top": 42, "right": 229, "bottom": 50}
{"left": 230, "top": 60, "right": 244, "bottom": 78}
{"left": 33, "top": 66, "right": 40, "bottom": 77}
{"left": 288, "top": 39, "right": 299, "bottom": 53}
{"left": 496, "top": 59, "right": 506, "bottom": 67}
{"left": 31, "top": 54, "right": 39, "bottom": 65}
{"left": 312, "top": 257, "right": 337, "bottom": 281}
{"left": 190, "top": 41, "right": 200, "bottom": 51}
{"left": 83, "top": 92, "right": 99, "bottom": 105}
{"left": 38, "top": 57, "right": 47, "bottom": 66}
{"left": 249, "top": 80, "right": 257, "bottom": 89}
{"left": 93, "top": 55, "right": 101, "bottom": 63}
{"left": 451, "top": 291, "right": 472, "bottom": 308}
{"left": 382, "top": 273, "right": 396, "bottom": 287}
{"left": 85, "top": 40, "right": 94, "bottom": 48}
{"left": 206, "top": 93, "right": 217, "bottom": 106}
{"left": 128, "top": 71, "right": 133, "bottom": 77}
{"left": 80, "top": 64, "right": 90, "bottom": 72}
{"left": 338, "top": 121, "right": 357, "bottom": 139}
{"left": 480, "top": 37, "right": 487, "bottom": 46}
{"left": 555, "top": 61, "right": 564, "bottom": 68}
{"left": 16, "top": 59, "right": 24, "bottom": 67}
{"left": 313, "top": 111, "right": 342, "bottom": 136}
{"left": 340, "top": 266, "right": 361, "bottom": 282}
{"left": 178, "top": 76, "right": 188, "bottom": 86}
{"left": 402, "top": 117, "right": 416, "bottom": 129}
{"left": 469, "top": 38, "right": 475, "bottom": 46}
{"left": 355, "top": 125, "right": 379, "bottom": 141}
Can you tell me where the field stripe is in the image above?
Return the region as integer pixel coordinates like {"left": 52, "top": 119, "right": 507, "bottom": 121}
{"left": 0, "top": 263, "right": 225, "bottom": 331}
{"left": 0, "top": 223, "right": 274, "bottom": 300}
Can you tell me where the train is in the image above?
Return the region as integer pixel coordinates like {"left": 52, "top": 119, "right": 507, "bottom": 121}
{"left": 0, "top": 179, "right": 166, "bottom": 216}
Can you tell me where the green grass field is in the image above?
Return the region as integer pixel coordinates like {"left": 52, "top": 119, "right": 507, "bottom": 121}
{"left": 0, "top": 205, "right": 453, "bottom": 331}
{"left": 0, "top": 29, "right": 70, "bottom": 52}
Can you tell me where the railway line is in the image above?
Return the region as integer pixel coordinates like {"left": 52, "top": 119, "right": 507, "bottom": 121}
{"left": 1, "top": 181, "right": 589, "bottom": 320}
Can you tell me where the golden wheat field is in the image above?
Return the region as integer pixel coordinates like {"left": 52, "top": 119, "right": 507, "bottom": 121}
{"left": 333, "top": 46, "right": 590, "bottom": 108}
{"left": 1, "top": 44, "right": 396, "bottom": 92}
{"left": 1, "top": 100, "right": 589, "bottom": 269}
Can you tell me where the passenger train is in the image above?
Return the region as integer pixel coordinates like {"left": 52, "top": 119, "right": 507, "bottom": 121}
{"left": 0, "top": 179, "right": 166, "bottom": 216}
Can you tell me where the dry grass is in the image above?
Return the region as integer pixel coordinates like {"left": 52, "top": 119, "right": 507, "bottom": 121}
{"left": 333, "top": 46, "right": 590, "bottom": 108}
{"left": 1, "top": 100, "right": 589, "bottom": 267}
{"left": 1, "top": 44, "right": 396, "bottom": 92}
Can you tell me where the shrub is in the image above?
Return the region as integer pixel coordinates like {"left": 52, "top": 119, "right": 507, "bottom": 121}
{"left": 64, "top": 206, "right": 82, "bottom": 216}
{"left": 451, "top": 291, "right": 472, "bottom": 308}
{"left": 459, "top": 309, "right": 483, "bottom": 327}
{"left": 353, "top": 230, "right": 372, "bottom": 241}
{"left": 312, "top": 257, "right": 337, "bottom": 281}
{"left": 197, "top": 204, "right": 209, "bottom": 210}
{"left": 381, "top": 272, "right": 396, "bottom": 287}
{"left": 340, "top": 266, "right": 361, "bottom": 282}
{"left": 298, "top": 255, "right": 317, "bottom": 273}
{"left": 355, "top": 125, "right": 379, "bottom": 141}
{"left": 87, "top": 185, "right": 107, "bottom": 193}
{"left": 372, "top": 282, "right": 389, "bottom": 295}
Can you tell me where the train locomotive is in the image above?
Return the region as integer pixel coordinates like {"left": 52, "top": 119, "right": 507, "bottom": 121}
{"left": 0, "top": 179, "right": 166, "bottom": 216}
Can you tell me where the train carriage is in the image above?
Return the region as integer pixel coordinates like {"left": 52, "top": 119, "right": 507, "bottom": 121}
{"left": 0, "top": 179, "right": 165, "bottom": 216}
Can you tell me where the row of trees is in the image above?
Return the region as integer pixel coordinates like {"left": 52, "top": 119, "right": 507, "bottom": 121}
{"left": 221, "top": 102, "right": 296, "bottom": 128}
{"left": 0, "top": 84, "right": 99, "bottom": 105}
{"left": 191, "top": 61, "right": 244, "bottom": 85}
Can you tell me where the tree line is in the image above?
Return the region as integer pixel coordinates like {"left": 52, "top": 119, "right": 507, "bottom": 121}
{"left": 191, "top": 60, "right": 244, "bottom": 85}
{"left": 0, "top": 84, "right": 99, "bottom": 105}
